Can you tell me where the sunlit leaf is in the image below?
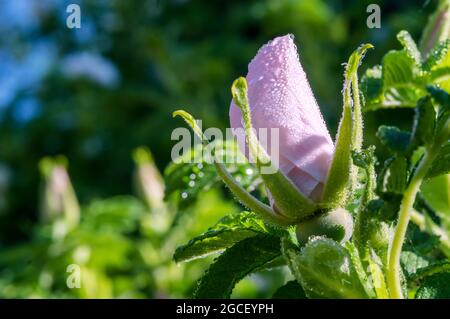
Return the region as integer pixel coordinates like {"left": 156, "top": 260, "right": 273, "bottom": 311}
{"left": 174, "top": 212, "right": 268, "bottom": 263}
{"left": 415, "top": 272, "right": 450, "bottom": 298}
{"left": 194, "top": 235, "right": 281, "bottom": 298}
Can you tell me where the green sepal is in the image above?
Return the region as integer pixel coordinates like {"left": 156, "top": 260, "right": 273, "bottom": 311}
{"left": 194, "top": 235, "right": 282, "bottom": 299}
{"left": 173, "top": 110, "right": 292, "bottom": 226}
{"left": 321, "top": 44, "right": 373, "bottom": 208}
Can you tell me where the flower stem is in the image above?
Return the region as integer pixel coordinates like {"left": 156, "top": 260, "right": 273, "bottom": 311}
{"left": 386, "top": 149, "right": 437, "bottom": 299}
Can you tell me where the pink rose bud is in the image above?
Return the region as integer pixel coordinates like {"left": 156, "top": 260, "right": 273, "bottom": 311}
{"left": 230, "top": 35, "right": 334, "bottom": 202}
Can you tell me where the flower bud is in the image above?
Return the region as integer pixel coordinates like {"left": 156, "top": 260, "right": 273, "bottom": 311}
{"left": 230, "top": 35, "right": 334, "bottom": 204}
{"left": 295, "top": 208, "right": 354, "bottom": 245}
{"left": 39, "top": 156, "right": 80, "bottom": 233}
{"left": 133, "top": 147, "right": 165, "bottom": 210}
{"left": 420, "top": 0, "right": 450, "bottom": 58}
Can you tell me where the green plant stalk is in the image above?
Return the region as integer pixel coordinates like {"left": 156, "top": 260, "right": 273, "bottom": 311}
{"left": 386, "top": 148, "right": 437, "bottom": 299}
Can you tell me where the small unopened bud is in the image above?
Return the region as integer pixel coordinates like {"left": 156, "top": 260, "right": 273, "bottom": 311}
{"left": 420, "top": 0, "right": 450, "bottom": 57}
{"left": 133, "top": 147, "right": 165, "bottom": 210}
{"left": 39, "top": 156, "right": 80, "bottom": 233}
{"left": 296, "top": 208, "right": 354, "bottom": 245}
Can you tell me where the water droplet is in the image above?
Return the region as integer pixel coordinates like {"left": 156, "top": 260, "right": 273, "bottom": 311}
{"left": 181, "top": 192, "right": 188, "bottom": 199}
{"left": 189, "top": 173, "right": 196, "bottom": 180}
{"left": 188, "top": 180, "right": 195, "bottom": 187}
{"left": 245, "top": 168, "right": 253, "bottom": 175}
{"left": 197, "top": 163, "right": 203, "bottom": 169}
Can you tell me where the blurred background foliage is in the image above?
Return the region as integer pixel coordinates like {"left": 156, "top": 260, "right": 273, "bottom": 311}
{"left": 0, "top": 0, "right": 439, "bottom": 297}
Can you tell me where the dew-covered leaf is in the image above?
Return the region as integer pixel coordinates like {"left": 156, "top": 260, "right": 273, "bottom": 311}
{"left": 173, "top": 211, "right": 268, "bottom": 263}
{"left": 415, "top": 272, "right": 450, "bottom": 299}
{"left": 397, "top": 30, "right": 422, "bottom": 67}
{"left": 193, "top": 235, "right": 281, "bottom": 299}
{"left": 423, "top": 39, "right": 450, "bottom": 71}
{"left": 410, "top": 260, "right": 450, "bottom": 283}
{"left": 401, "top": 250, "right": 431, "bottom": 278}
{"left": 164, "top": 139, "right": 260, "bottom": 209}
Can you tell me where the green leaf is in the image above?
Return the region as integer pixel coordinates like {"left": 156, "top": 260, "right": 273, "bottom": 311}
{"left": 272, "top": 280, "right": 307, "bottom": 299}
{"left": 282, "top": 237, "right": 369, "bottom": 299}
{"left": 164, "top": 139, "right": 259, "bottom": 209}
{"left": 362, "top": 32, "right": 428, "bottom": 111}
{"left": 426, "top": 141, "right": 450, "bottom": 178}
{"left": 174, "top": 211, "right": 268, "bottom": 263}
{"left": 427, "top": 86, "right": 450, "bottom": 137}
{"left": 322, "top": 44, "right": 373, "bottom": 207}
{"left": 381, "top": 50, "right": 417, "bottom": 86}
{"left": 400, "top": 250, "right": 430, "bottom": 278}
{"left": 83, "top": 196, "right": 146, "bottom": 233}
{"left": 381, "top": 50, "right": 423, "bottom": 107}
{"left": 397, "top": 30, "right": 422, "bottom": 67}
{"left": 423, "top": 39, "right": 450, "bottom": 71}
{"left": 415, "top": 272, "right": 450, "bottom": 298}
{"left": 194, "top": 235, "right": 281, "bottom": 299}
{"left": 377, "top": 125, "right": 412, "bottom": 153}
{"left": 379, "top": 156, "right": 408, "bottom": 194}
{"left": 410, "top": 260, "right": 450, "bottom": 283}
{"left": 413, "top": 96, "right": 436, "bottom": 145}
{"left": 421, "top": 174, "right": 450, "bottom": 218}
{"left": 361, "top": 65, "right": 383, "bottom": 108}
